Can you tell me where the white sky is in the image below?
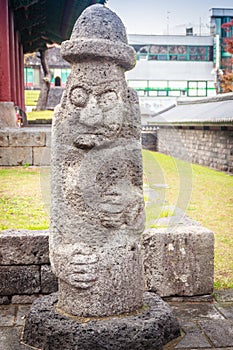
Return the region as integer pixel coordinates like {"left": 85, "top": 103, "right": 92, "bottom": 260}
{"left": 106, "top": 0, "right": 233, "bottom": 35}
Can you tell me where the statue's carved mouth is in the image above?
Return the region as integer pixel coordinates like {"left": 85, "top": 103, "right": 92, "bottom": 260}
{"left": 73, "top": 134, "right": 102, "bottom": 149}
{"left": 73, "top": 133, "right": 111, "bottom": 149}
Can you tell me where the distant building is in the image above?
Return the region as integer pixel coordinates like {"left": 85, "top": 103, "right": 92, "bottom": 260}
{"left": 0, "top": 0, "right": 105, "bottom": 116}
{"left": 24, "top": 47, "right": 71, "bottom": 89}
{"left": 210, "top": 8, "right": 233, "bottom": 71}
{"left": 126, "top": 34, "right": 215, "bottom": 99}
{"left": 24, "top": 7, "right": 233, "bottom": 108}
{"left": 25, "top": 35, "right": 216, "bottom": 101}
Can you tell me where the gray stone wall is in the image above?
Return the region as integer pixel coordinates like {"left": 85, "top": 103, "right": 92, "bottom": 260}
{"left": 141, "top": 131, "right": 157, "bottom": 151}
{"left": 0, "top": 226, "right": 214, "bottom": 304}
{"left": 158, "top": 126, "right": 233, "bottom": 173}
{"left": 0, "top": 230, "right": 58, "bottom": 304}
{"left": 1, "top": 126, "right": 232, "bottom": 172}
{"left": 0, "top": 127, "right": 51, "bottom": 166}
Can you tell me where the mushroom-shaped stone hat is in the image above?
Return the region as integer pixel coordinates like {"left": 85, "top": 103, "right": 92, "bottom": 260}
{"left": 61, "top": 4, "right": 136, "bottom": 71}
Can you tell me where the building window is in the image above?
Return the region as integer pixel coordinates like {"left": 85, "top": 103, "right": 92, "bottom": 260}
{"left": 61, "top": 68, "right": 71, "bottom": 85}
{"left": 133, "top": 44, "right": 212, "bottom": 61}
{"left": 24, "top": 67, "right": 34, "bottom": 88}
{"left": 189, "top": 46, "right": 207, "bottom": 61}
{"left": 55, "top": 76, "right": 61, "bottom": 86}
{"left": 133, "top": 45, "right": 150, "bottom": 60}
{"left": 188, "top": 81, "right": 207, "bottom": 97}
{"left": 128, "top": 80, "right": 149, "bottom": 96}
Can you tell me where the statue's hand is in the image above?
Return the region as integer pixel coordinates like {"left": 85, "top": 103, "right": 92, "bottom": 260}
{"left": 68, "top": 251, "right": 99, "bottom": 289}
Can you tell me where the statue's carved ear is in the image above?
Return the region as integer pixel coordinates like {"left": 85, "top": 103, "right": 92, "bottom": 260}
{"left": 61, "top": 90, "right": 68, "bottom": 108}
{"left": 127, "top": 87, "right": 139, "bottom": 104}
{"left": 125, "top": 87, "right": 141, "bottom": 130}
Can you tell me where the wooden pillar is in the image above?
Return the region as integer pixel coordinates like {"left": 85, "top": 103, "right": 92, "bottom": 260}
{"left": 0, "top": 0, "right": 11, "bottom": 101}
{"left": 19, "top": 43, "right": 25, "bottom": 111}
{"left": 9, "top": 9, "right": 17, "bottom": 105}
{"left": 14, "top": 31, "right": 21, "bottom": 107}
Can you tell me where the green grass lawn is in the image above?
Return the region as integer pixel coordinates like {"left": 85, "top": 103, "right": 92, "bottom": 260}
{"left": 0, "top": 151, "right": 232, "bottom": 289}
{"left": 27, "top": 110, "right": 53, "bottom": 121}
{"left": 25, "top": 89, "right": 53, "bottom": 121}
{"left": 143, "top": 151, "right": 233, "bottom": 290}
{"left": 25, "top": 90, "right": 40, "bottom": 106}
{"left": 0, "top": 167, "right": 49, "bottom": 230}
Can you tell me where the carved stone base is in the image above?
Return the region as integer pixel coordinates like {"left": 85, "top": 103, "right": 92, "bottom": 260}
{"left": 22, "top": 292, "right": 180, "bottom": 350}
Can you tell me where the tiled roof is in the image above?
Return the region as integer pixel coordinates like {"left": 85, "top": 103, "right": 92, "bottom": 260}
{"left": 150, "top": 93, "right": 233, "bottom": 125}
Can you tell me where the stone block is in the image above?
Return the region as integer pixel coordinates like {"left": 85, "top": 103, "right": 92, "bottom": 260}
{"left": 174, "top": 321, "right": 211, "bottom": 348}
{"left": 11, "top": 295, "right": 40, "bottom": 305}
{"left": 0, "top": 102, "right": 16, "bottom": 128}
{"left": 164, "top": 294, "right": 213, "bottom": 302}
{"left": 0, "top": 130, "right": 9, "bottom": 146}
{"left": 141, "top": 132, "right": 157, "bottom": 151}
{"left": 33, "top": 146, "right": 51, "bottom": 166}
{"left": 0, "top": 266, "right": 40, "bottom": 295}
{"left": 45, "top": 130, "right": 51, "bottom": 147}
{"left": 0, "top": 147, "right": 32, "bottom": 165}
{"left": 142, "top": 225, "right": 214, "bottom": 297}
{"left": 41, "top": 265, "right": 58, "bottom": 294}
{"left": 170, "top": 302, "right": 224, "bottom": 321}
{"left": 214, "top": 289, "right": 233, "bottom": 302}
{"left": 0, "top": 229, "right": 49, "bottom": 265}
{"left": 0, "top": 328, "right": 28, "bottom": 350}
{"left": 0, "top": 305, "right": 16, "bottom": 326}
{"left": 0, "top": 296, "right": 11, "bottom": 305}
{"left": 215, "top": 303, "right": 233, "bottom": 319}
{"left": 9, "top": 130, "right": 46, "bottom": 147}
{"left": 198, "top": 320, "right": 233, "bottom": 347}
{"left": 16, "top": 305, "right": 32, "bottom": 326}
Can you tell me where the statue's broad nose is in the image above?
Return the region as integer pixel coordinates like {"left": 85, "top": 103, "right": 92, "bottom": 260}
{"left": 79, "top": 97, "right": 102, "bottom": 126}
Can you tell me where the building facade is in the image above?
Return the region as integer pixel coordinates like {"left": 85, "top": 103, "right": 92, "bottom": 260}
{"left": 24, "top": 47, "right": 71, "bottom": 90}
{"left": 24, "top": 7, "right": 233, "bottom": 109}
{"left": 210, "top": 8, "right": 233, "bottom": 71}
{"left": 0, "top": 0, "right": 106, "bottom": 119}
{"left": 126, "top": 34, "right": 215, "bottom": 99}
{"left": 24, "top": 34, "right": 216, "bottom": 106}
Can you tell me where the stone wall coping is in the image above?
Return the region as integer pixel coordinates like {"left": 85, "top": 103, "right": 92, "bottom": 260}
{"left": 0, "top": 229, "right": 49, "bottom": 265}
{"left": 143, "top": 225, "right": 214, "bottom": 237}
{"left": 0, "top": 229, "right": 49, "bottom": 236}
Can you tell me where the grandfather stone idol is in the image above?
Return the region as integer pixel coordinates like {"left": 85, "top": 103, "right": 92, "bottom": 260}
{"left": 50, "top": 4, "right": 145, "bottom": 317}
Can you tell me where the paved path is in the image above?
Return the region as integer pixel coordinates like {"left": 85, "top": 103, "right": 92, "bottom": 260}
{"left": 0, "top": 290, "right": 232, "bottom": 349}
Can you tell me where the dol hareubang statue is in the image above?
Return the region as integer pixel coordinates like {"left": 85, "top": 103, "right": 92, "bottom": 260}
{"left": 23, "top": 5, "right": 181, "bottom": 349}
{"left": 49, "top": 4, "right": 145, "bottom": 317}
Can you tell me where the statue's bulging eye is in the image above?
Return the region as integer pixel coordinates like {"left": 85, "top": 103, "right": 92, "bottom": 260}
{"left": 98, "top": 91, "right": 118, "bottom": 110}
{"left": 70, "top": 87, "right": 89, "bottom": 107}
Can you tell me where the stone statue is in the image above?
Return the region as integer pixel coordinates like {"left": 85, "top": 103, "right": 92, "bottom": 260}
{"left": 23, "top": 6, "right": 180, "bottom": 348}
{"left": 50, "top": 4, "right": 145, "bottom": 317}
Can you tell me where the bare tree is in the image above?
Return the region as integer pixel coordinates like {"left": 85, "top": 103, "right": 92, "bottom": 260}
{"left": 36, "top": 49, "right": 51, "bottom": 111}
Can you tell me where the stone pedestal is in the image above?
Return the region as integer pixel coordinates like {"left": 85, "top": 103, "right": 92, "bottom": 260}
{"left": 22, "top": 292, "right": 180, "bottom": 350}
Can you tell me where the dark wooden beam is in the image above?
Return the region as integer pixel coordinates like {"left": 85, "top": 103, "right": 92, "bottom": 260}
{"left": 11, "top": 0, "right": 38, "bottom": 10}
